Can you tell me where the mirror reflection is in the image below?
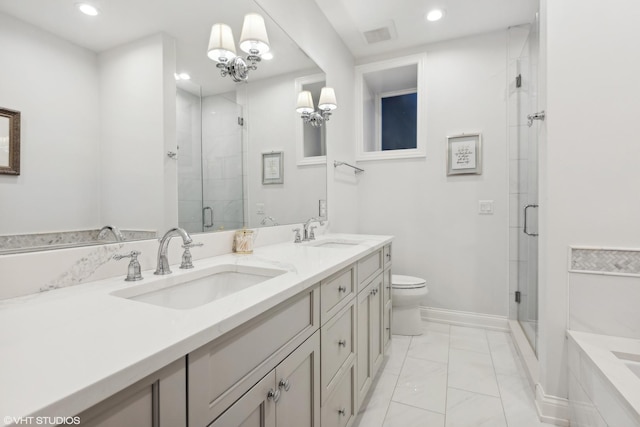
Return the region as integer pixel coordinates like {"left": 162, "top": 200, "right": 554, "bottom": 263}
{"left": 0, "top": 0, "right": 326, "bottom": 254}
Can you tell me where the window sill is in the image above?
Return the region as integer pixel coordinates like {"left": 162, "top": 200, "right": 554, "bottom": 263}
{"left": 356, "top": 150, "right": 426, "bottom": 162}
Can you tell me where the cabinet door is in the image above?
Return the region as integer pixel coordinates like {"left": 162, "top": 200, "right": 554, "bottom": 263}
{"left": 210, "top": 371, "right": 277, "bottom": 427}
{"left": 370, "top": 275, "right": 384, "bottom": 375}
{"left": 356, "top": 283, "right": 372, "bottom": 406}
{"left": 356, "top": 275, "right": 384, "bottom": 407}
{"left": 276, "top": 331, "right": 320, "bottom": 427}
{"left": 77, "top": 358, "right": 186, "bottom": 427}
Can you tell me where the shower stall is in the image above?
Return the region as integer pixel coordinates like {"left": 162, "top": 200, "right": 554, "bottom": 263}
{"left": 176, "top": 83, "right": 245, "bottom": 233}
{"left": 509, "top": 15, "right": 542, "bottom": 354}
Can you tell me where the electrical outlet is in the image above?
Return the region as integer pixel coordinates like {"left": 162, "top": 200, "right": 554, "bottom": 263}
{"left": 256, "top": 203, "right": 265, "bottom": 215}
{"left": 479, "top": 200, "right": 494, "bottom": 214}
{"left": 319, "top": 200, "right": 327, "bottom": 218}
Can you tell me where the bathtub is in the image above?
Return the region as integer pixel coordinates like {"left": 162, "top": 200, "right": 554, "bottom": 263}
{"left": 567, "top": 331, "right": 640, "bottom": 426}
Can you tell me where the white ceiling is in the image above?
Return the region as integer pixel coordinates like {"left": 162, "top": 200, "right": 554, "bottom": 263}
{"left": 314, "top": 0, "right": 538, "bottom": 59}
{"left": 0, "top": 0, "right": 319, "bottom": 95}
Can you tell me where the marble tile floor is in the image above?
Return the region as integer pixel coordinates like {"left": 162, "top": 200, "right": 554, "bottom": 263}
{"left": 355, "top": 321, "right": 551, "bottom": 427}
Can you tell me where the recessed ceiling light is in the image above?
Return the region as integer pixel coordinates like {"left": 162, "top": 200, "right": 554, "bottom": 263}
{"left": 178, "top": 72, "right": 191, "bottom": 80}
{"left": 261, "top": 52, "right": 274, "bottom": 61}
{"left": 76, "top": 3, "right": 100, "bottom": 16}
{"left": 426, "top": 9, "right": 444, "bottom": 22}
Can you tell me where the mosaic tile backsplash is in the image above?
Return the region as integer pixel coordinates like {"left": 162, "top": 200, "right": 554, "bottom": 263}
{"left": 571, "top": 248, "right": 640, "bottom": 275}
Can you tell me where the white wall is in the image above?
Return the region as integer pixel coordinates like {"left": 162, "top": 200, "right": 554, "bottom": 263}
{"left": 99, "top": 34, "right": 176, "bottom": 235}
{"left": 255, "top": 0, "right": 358, "bottom": 232}
{"left": 245, "top": 70, "right": 326, "bottom": 227}
{"left": 538, "top": 0, "right": 640, "bottom": 399}
{"left": 0, "top": 12, "right": 101, "bottom": 234}
{"left": 357, "top": 31, "right": 509, "bottom": 316}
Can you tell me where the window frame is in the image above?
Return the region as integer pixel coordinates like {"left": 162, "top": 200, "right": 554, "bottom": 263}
{"left": 355, "top": 53, "right": 426, "bottom": 161}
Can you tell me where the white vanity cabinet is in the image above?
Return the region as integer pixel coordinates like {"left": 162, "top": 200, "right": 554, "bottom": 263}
{"left": 65, "top": 240, "right": 392, "bottom": 427}
{"left": 210, "top": 331, "right": 320, "bottom": 427}
{"left": 320, "top": 244, "right": 392, "bottom": 427}
{"left": 188, "top": 285, "right": 320, "bottom": 426}
{"left": 76, "top": 359, "right": 187, "bottom": 427}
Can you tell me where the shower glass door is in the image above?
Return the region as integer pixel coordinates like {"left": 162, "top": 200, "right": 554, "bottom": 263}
{"left": 177, "top": 82, "right": 245, "bottom": 233}
{"left": 516, "top": 17, "right": 540, "bottom": 353}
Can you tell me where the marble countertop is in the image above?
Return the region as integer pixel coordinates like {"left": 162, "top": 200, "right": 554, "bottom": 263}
{"left": 0, "top": 233, "right": 392, "bottom": 426}
{"left": 567, "top": 330, "right": 640, "bottom": 421}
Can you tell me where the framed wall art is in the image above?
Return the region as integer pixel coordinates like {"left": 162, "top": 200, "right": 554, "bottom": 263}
{"left": 262, "top": 151, "right": 284, "bottom": 184}
{"left": 446, "top": 133, "right": 482, "bottom": 176}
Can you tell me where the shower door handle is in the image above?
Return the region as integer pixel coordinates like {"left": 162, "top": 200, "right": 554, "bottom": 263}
{"left": 203, "top": 206, "right": 214, "bottom": 228}
{"left": 523, "top": 204, "right": 539, "bottom": 236}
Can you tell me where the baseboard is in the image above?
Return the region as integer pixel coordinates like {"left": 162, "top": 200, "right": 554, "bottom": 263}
{"left": 535, "top": 384, "right": 570, "bottom": 426}
{"left": 420, "top": 306, "right": 509, "bottom": 331}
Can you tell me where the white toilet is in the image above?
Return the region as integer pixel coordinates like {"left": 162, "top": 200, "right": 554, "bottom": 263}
{"left": 391, "top": 274, "right": 428, "bottom": 336}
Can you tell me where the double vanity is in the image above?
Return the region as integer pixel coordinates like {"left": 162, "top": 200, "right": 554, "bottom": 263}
{"left": 0, "top": 233, "right": 393, "bottom": 427}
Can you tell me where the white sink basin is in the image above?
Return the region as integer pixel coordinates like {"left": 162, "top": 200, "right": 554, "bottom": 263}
{"left": 302, "top": 239, "right": 362, "bottom": 248}
{"left": 612, "top": 351, "right": 640, "bottom": 380}
{"left": 111, "top": 265, "right": 286, "bottom": 310}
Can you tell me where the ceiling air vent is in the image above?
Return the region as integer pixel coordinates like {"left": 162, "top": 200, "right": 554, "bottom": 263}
{"left": 362, "top": 20, "right": 397, "bottom": 44}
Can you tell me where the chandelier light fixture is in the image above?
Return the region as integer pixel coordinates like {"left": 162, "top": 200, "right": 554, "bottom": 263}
{"left": 296, "top": 87, "right": 338, "bottom": 127}
{"left": 207, "top": 13, "right": 270, "bottom": 82}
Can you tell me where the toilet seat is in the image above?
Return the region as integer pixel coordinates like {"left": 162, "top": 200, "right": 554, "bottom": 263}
{"left": 392, "top": 274, "right": 426, "bottom": 289}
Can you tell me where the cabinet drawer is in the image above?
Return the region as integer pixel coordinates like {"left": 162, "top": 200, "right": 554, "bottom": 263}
{"left": 383, "top": 268, "right": 392, "bottom": 306}
{"left": 321, "top": 300, "right": 355, "bottom": 404}
{"left": 383, "top": 244, "right": 392, "bottom": 269}
{"left": 321, "top": 364, "right": 355, "bottom": 427}
{"left": 357, "top": 249, "right": 383, "bottom": 292}
{"left": 321, "top": 265, "right": 356, "bottom": 325}
{"left": 189, "top": 286, "right": 319, "bottom": 427}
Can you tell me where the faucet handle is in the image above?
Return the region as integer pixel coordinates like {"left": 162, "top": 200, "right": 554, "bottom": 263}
{"left": 309, "top": 225, "right": 318, "bottom": 241}
{"left": 113, "top": 251, "right": 143, "bottom": 282}
{"left": 180, "top": 242, "right": 203, "bottom": 269}
{"left": 292, "top": 228, "right": 302, "bottom": 243}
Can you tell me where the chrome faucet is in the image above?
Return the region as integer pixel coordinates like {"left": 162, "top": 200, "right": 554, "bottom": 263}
{"left": 155, "top": 227, "right": 193, "bottom": 275}
{"left": 302, "top": 217, "right": 324, "bottom": 241}
{"left": 98, "top": 225, "right": 125, "bottom": 242}
{"left": 260, "top": 216, "right": 279, "bottom": 226}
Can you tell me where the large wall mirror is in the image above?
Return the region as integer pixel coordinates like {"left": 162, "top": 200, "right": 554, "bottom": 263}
{"left": 0, "top": 0, "right": 326, "bottom": 254}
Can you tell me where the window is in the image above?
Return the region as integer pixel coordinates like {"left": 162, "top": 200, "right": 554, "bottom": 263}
{"left": 380, "top": 91, "right": 417, "bottom": 151}
{"left": 356, "top": 54, "right": 426, "bottom": 161}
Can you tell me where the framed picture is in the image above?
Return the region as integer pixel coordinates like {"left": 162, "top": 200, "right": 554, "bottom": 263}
{"left": 446, "top": 133, "right": 482, "bottom": 176}
{"left": 262, "top": 151, "right": 284, "bottom": 184}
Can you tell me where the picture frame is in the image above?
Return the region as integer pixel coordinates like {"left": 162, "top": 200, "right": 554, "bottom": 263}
{"left": 0, "top": 107, "right": 21, "bottom": 175}
{"left": 446, "top": 133, "right": 482, "bottom": 176}
{"left": 262, "top": 151, "right": 284, "bottom": 184}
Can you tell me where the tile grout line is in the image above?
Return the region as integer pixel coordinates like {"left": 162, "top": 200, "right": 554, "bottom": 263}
{"left": 443, "top": 324, "right": 451, "bottom": 427}
{"left": 380, "top": 335, "right": 413, "bottom": 426}
{"left": 486, "top": 329, "right": 511, "bottom": 426}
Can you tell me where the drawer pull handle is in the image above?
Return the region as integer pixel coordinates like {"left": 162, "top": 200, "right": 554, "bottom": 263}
{"left": 338, "top": 408, "right": 346, "bottom": 416}
{"left": 279, "top": 378, "right": 291, "bottom": 392}
{"left": 386, "top": 253, "right": 391, "bottom": 259}
{"left": 267, "top": 388, "right": 281, "bottom": 403}
{"left": 338, "top": 286, "right": 347, "bottom": 293}
{"left": 338, "top": 339, "right": 347, "bottom": 347}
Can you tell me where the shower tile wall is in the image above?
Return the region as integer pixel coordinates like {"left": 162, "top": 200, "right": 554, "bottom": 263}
{"left": 507, "top": 24, "right": 538, "bottom": 327}
{"left": 177, "top": 89, "right": 203, "bottom": 234}
{"left": 201, "top": 94, "right": 244, "bottom": 231}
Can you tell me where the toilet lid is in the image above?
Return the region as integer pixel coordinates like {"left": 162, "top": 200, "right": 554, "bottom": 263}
{"left": 392, "top": 274, "right": 426, "bottom": 289}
